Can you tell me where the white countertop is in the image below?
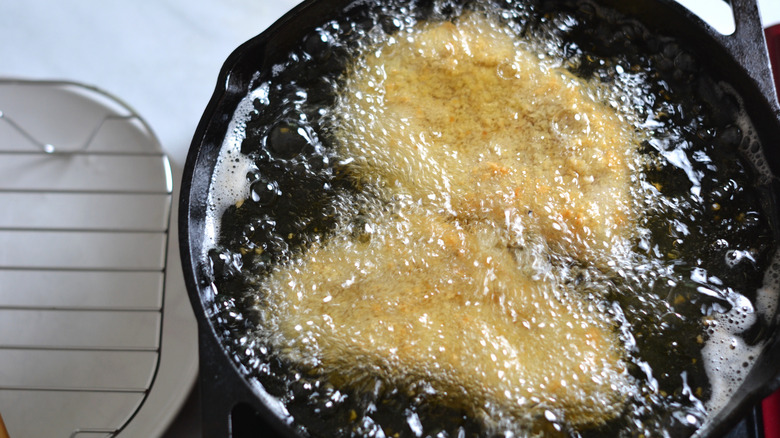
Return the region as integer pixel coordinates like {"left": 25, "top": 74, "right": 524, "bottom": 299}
{"left": 0, "top": 0, "right": 302, "bottom": 171}
{"left": 0, "top": 1, "right": 778, "bottom": 437}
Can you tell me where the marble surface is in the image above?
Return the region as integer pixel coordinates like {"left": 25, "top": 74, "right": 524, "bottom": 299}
{"left": 0, "top": 1, "right": 779, "bottom": 437}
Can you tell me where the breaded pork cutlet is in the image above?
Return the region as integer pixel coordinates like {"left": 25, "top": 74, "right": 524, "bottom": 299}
{"left": 254, "top": 12, "right": 641, "bottom": 432}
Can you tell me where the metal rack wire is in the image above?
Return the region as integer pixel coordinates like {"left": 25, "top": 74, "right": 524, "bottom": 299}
{"left": 0, "top": 80, "right": 172, "bottom": 438}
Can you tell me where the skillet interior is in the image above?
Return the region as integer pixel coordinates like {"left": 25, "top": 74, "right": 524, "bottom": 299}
{"left": 180, "top": 0, "right": 780, "bottom": 436}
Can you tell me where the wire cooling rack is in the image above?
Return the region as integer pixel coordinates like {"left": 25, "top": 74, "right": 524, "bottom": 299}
{"left": 0, "top": 79, "right": 172, "bottom": 437}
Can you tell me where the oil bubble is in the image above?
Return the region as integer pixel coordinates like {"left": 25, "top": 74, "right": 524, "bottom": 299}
{"left": 208, "top": 247, "right": 243, "bottom": 280}
{"left": 497, "top": 60, "right": 521, "bottom": 79}
{"left": 551, "top": 108, "right": 590, "bottom": 140}
{"left": 304, "top": 29, "right": 334, "bottom": 61}
{"left": 266, "top": 121, "right": 312, "bottom": 159}
{"left": 250, "top": 178, "right": 281, "bottom": 206}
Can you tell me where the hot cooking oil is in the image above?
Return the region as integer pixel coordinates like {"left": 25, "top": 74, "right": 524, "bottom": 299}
{"left": 205, "top": 1, "right": 779, "bottom": 437}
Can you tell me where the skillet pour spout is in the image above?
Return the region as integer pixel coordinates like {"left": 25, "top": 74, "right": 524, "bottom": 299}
{"left": 180, "top": 0, "right": 780, "bottom": 436}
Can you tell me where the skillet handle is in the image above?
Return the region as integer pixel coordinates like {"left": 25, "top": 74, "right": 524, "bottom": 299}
{"left": 723, "top": 0, "right": 780, "bottom": 108}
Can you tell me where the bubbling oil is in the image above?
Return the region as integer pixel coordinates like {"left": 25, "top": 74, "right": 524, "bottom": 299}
{"left": 205, "top": 0, "right": 779, "bottom": 437}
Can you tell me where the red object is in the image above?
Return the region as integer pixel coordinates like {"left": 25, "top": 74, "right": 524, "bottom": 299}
{"left": 766, "top": 24, "right": 780, "bottom": 103}
{"left": 765, "top": 389, "right": 780, "bottom": 438}
{"left": 762, "top": 24, "right": 780, "bottom": 438}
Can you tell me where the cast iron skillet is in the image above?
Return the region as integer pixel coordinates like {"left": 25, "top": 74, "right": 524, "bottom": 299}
{"left": 180, "top": 0, "right": 780, "bottom": 436}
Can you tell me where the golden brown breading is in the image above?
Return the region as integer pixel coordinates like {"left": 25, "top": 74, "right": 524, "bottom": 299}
{"left": 258, "top": 209, "right": 630, "bottom": 428}
{"left": 334, "top": 13, "right": 638, "bottom": 259}
{"left": 254, "top": 12, "right": 641, "bottom": 431}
